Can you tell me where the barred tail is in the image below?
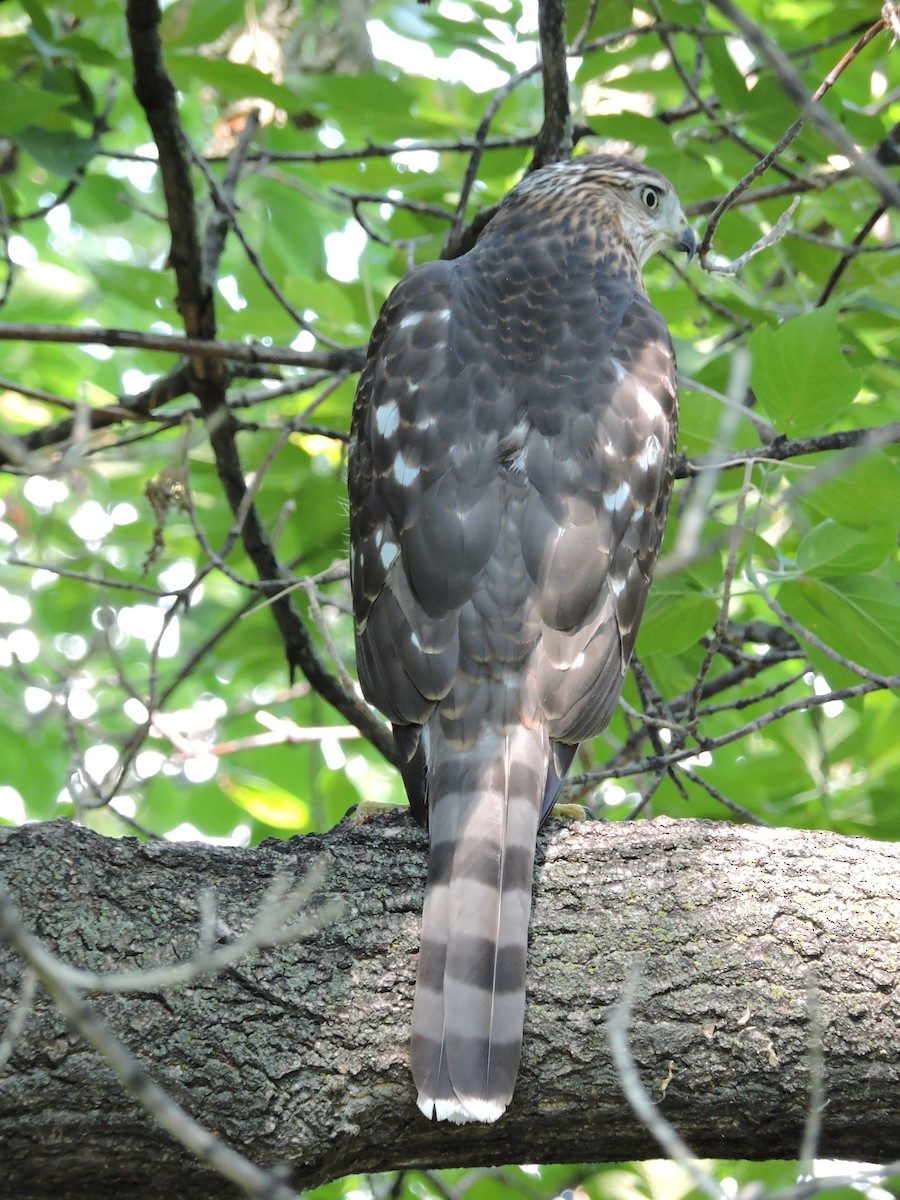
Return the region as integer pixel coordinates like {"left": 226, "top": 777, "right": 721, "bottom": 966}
{"left": 410, "top": 726, "right": 546, "bottom": 1123}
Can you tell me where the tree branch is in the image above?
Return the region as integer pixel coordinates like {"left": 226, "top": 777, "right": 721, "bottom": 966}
{"left": 0, "top": 322, "right": 364, "bottom": 370}
{"left": 705, "top": 4, "right": 900, "bottom": 226}
{"left": 675, "top": 422, "right": 900, "bottom": 478}
{"left": 2, "top": 818, "right": 900, "bottom": 1198}
{"left": 532, "top": 0, "right": 572, "bottom": 167}
{"left": 122, "top": 0, "right": 392, "bottom": 763}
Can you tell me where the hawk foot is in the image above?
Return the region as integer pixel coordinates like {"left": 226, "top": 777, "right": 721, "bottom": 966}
{"left": 547, "top": 802, "right": 594, "bottom": 821}
{"left": 344, "top": 798, "right": 410, "bottom": 823}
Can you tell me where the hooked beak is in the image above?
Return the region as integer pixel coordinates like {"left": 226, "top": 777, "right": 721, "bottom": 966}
{"left": 674, "top": 222, "right": 697, "bottom": 262}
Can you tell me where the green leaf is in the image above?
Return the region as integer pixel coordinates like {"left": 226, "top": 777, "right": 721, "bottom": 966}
{"left": 15, "top": 126, "right": 98, "bottom": 175}
{"left": 749, "top": 304, "right": 859, "bottom": 434}
{"left": 777, "top": 576, "right": 900, "bottom": 676}
{"left": 705, "top": 37, "right": 749, "bottom": 115}
{"left": 797, "top": 520, "right": 896, "bottom": 577}
{"left": 22, "top": 0, "right": 55, "bottom": 47}
{"left": 801, "top": 448, "right": 900, "bottom": 530}
{"left": 637, "top": 577, "right": 718, "bottom": 656}
{"left": 167, "top": 54, "right": 301, "bottom": 110}
{"left": 161, "top": 0, "right": 247, "bottom": 49}
{"left": 219, "top": 771, "right": 311, "bottom": 831}
{"left": 0, "top": 83, "right": 68, "bottom": 135}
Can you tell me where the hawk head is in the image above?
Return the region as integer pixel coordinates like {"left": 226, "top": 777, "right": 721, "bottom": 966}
{"left": 510, "top": 154, "right": 697, "bottom": 267}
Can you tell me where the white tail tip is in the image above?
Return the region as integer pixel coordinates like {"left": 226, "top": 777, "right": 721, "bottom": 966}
{"left": 418, "top": 1095, "right": 507, "bottom": 1124}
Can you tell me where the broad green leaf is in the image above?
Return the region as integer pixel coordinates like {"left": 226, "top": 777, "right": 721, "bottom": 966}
{"left": 801, "top": 449, "right": 900, "bottom": 530}
{"left": 0, "top": 84, "right": 69, "bottom": 134}
{"left": 219, "top": 771, "right": 310, "bottom": 830}
{"left": 706, "top": 37, "right": 749, "bottom": 115}
{"left": 168, "top": 54, "right": 301, "bottom": 110}
{"left": 57, "top": 34, "right": 119, "bottom": 67}
{"left": 777, "top": 576, "right": 900, "bottom": 676}
{"left": 749, "top": 304, "right": 858, "bottom": 434}
{"left": 161, "top": 0, "right": 247, "bottom": 49}
{"left": 797, "top": 520, "right": 896, "bottom": 577}
{"left": 637, "top": 580, "right": 718, "bottom": 656}
{"left": 21, "top": 1, "right": 55, "bottom": 47}
{"left": 15, "top": 126, "right": 99, "bottom": 175}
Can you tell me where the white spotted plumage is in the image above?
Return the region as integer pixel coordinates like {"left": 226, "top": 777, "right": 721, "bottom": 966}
{"left": 348, "top": 154, "right": 695, "bottom": 1124}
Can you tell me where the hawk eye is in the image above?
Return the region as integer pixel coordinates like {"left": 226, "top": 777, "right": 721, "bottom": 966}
{"left": 640, "top": 185, "right": 661, "bottom": 211}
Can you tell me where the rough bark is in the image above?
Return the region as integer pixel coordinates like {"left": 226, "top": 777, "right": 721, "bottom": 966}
{"left": 0, "top": 816, "right": 898, "bottom": 1199}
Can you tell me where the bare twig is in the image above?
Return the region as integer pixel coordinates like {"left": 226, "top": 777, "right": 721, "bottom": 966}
{"left": 798, "top": 977, "right": 826, "bottom": 1176}
{"left": 573, "top": 678, "right": 891, "bottom": 788}
{"left": 703, "top": 5, "right": 898, "bottom": 264}
{"left": 676, "top": 422, "right": 900, "bottom": 479}
{"left": 746, "top": 561, "right": 900, "bottom": 690}
{"left": 703, "top": 196, "right": 801, "bottom": 276}
{"left": 0, "top": 322, "right": 364, "bottom": 371}
{"left": 446, "top": 63, "right": 542, "bottom": 255}
{"left": 34, "top": 867, "right": 338, "bottom": 994}
{"left": 817, "top": 205, "right": 888, "bottom": 306}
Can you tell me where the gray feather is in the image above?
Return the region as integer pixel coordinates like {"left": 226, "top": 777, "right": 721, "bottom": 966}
{"left": 348, "top": 154, "right": 685, "bottom": 1123}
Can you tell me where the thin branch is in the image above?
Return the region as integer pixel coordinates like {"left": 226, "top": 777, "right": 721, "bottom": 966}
{"left": 816, "top": 206, "right": 888, "bottom": 306}
{"left": 573, "top": 679, "right": 891, "bottom": 787}
{"left": 746, "top": 561, "right": 900, "bottom": 689}
{"left": 703, "top": 196, "right": 801, "bottom": 276}
{"left": 0, "top": 188, "right": 15, "bottom": 313}
{"left": 331, "top": 188, "right": 455, "bottom": 224}
{"left": 650, "top": 1, "right": 798, "bottom": 182}
{"left": 0, "top": 377, "right": 139, "bottom": 420}
{"left": 0, "top": 966, "right": 38, "bottom": 1072}
{"left": 39, "top": 868, "right": 339, "bottom": 994}
{"left": 687, "top": 175, "right": 828, "bottom": 217}
{"left": 2, "top": 369, "right": 346, "bottom": 470}
{"left": 209, "top": 718, "right": 363, "bottom": 759}
{"left": 194, "top": 117, "right": 345, "bottom": 351}
{"left": 569, "top": 0, "right": 601, "bottom": 53}
{"left": 8, "top": 559, "right": 174, "bottom": 598}
{"left": 703, "top": 5, "right": 898, "bottom": 262}
{"left": 240, "top": 134, "right": 536, "bottom": 166}
{"left": 446, "top": 64, "right": 541, "bottom": 255}
{"left": 676, "top": 422, "right": 900, "bottom": 479}
{"left": 124, "top": 0, "right": 392, "bottom": 763}
{"left": 799, "top": 978, "right": 826, "bottom": 1175}
{"left": 663, "top": 258, "right": 756, "bottom": 335}
{"left": 677, "top": 764, "right": 771, "bottom": 826}
{"left": 0, "top": 323, "right": 365, "bottom": 371}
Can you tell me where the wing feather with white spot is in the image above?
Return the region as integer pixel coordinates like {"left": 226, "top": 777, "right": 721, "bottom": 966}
{"left": 349, "top": 259, "right": 502, "bottom": 735}
{"left": 348, "top": 157, "right": 684, "bottom": 1124}
{"left": 531, "top": 293, "right": 678, "bottom": 747}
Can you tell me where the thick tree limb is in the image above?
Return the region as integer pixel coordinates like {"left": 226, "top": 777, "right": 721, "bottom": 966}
{"left": 1, "top": 817, "right": 899, "bottom": 1199}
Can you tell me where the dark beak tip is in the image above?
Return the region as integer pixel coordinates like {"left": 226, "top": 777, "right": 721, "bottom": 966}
{"left": 677, "top": 225, "right": 698, "bottom": 263}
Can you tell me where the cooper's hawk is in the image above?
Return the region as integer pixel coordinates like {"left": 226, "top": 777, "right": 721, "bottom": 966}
{"left": 348, "top": 154, "right": 696, "bottom": 1124}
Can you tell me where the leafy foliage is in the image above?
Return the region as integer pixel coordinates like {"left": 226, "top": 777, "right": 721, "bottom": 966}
{"left": 0, "top": 0, "right": 899, "bottom": 1196}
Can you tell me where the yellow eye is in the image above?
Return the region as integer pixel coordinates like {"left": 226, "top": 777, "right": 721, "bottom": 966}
{"left": 640, "top": 185, "right": 661, "bottom": 211}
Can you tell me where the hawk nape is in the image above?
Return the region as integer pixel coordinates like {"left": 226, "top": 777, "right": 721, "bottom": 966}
{"left": 348, "top": 154, "right": 695, "bottom": 1124}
